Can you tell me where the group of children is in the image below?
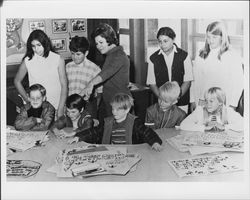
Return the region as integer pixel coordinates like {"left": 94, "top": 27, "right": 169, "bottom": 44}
{"left": 13, "top": 35, "right": 244, "bottom": 152}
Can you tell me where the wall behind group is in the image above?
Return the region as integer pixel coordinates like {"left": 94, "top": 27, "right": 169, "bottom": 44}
{"left": 6, "top": 18, "right": 87, "bottom": 66}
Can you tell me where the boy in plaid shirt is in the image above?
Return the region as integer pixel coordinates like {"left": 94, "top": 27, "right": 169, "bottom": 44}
{"left": 66, "top": 36, "right": 102, "bottom": 118}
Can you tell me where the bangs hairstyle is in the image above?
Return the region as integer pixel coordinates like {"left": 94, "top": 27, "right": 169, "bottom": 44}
{"left": 157, "top": 27, "right": 176, "bottom": 40}
{"left": 159, "top": 81, "right": 180, "bottom": 102}
{"left": 66, "top": 94, "right": 86, "bottom": 111}
{"left": 23, "top": 29, "right": 53, "bottom": 61}
{"left": 69, "top": 36, "right": 89, "bottom": 54}
{"left": 110, "top": 93, "right": 134, "bottom": 110}
{"left": 199, "top": 21, "right": 230, "bottom": 60}
{"left": 29, "top": 83, "right": 46, "bottom": 97}
{"left": 204, "top": 87, "right": 226, "bottom": 105}
{"left": 91, "top": 23, "right": 118, "bottom": 46}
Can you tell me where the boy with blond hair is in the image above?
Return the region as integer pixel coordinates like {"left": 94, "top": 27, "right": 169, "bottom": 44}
{"left": 145, "top": 81, "right": 186, "bottom": 129}
{"left": 71, "top": 93, "right": 162, "bottom": 151}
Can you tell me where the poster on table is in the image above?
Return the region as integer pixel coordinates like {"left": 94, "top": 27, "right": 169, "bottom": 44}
{"left": 48, "top": 145, "right": 141, "bottom": 177}
{"left": 168, "top": 153, "right": 243, "bottom": 178}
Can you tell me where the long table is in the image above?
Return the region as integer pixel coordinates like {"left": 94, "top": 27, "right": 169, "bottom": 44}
{"left": 6, "top": 128, "right": 245, "bottom": 182}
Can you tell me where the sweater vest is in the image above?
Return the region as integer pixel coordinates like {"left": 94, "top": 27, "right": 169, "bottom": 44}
{"left": 102, "top": 113, "right": 137, "bottom": 144}
{"left": 149, "top": 46, "right": 189, "bottom": 106}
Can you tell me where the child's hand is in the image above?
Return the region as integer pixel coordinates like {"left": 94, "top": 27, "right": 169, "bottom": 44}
{"left": 52, "top": 128, "right": 61, "bottom": 138}
{"left": 213, "top": 122, "right": 225, "bottom": 130}
{"left": 151, "top": 142, "right": 162, "bottom": 152}
{"left": 36, "top": 118, "right": 42, "bottom": 123}
{"left": 59, "top": 129, "right": 76, "bottom": 138}
{"left": 67, "top": 137, "right": 79, "bottom": 144}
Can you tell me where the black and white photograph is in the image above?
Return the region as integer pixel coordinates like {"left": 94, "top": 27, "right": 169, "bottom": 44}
{"left": 51, "top": 38, "right": 67, "bottom": 52}
{"left": 1, "top": 1, "right": 249, "bottom": 200}
{"left": 52, "top": 19, "right": 67, "bottom": 33}
{"left": 29, "top": 20, "right": 46, "bottom": 33}
{"left": 71, "top": 19, "right": 86, "bottom": 32}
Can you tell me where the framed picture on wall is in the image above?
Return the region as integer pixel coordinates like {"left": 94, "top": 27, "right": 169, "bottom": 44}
{"left": 52, "top": 19, "right": 67, "bottom": 33}
{"left": 29, "top": 20, "right": 46, "bottom": 33}
{"left": 51, "top": 38, "right": 67, "bottom": 52}
{"left": 71, "top": 19, "right": 86, "bottom": 32}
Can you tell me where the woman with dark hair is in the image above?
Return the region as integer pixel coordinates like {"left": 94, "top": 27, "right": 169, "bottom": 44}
{"left": 146, "top": 26, "right": 194, "bottom": 113}
{"left": 14, "top": 29, "right": 68, "bottom": 119}
{"left": 82, "top": 23, "right": 131, "bottom": 118}
{"left": 191, "top": 21, "right": 244, "bottom": 111}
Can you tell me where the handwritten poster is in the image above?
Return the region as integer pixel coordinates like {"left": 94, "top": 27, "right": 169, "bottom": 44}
{"left": 7, "top": 129, "right": 48, "bottom": 151}
{"left": 48, "top": 145, "right": 141, "bottom": 178}
{"left": 7, "top": 160, "right": 42, "bottom": 178}
{"left": 168, "top": 154, "right": 243, "bottom": 178}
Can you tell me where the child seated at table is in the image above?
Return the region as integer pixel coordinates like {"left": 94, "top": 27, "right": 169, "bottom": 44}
{"left": 70, "top": 93, "right": 162, "bottom": 151}
{"left": 180, "top": 87, "right": 243, "bottom": 132}
{"left": 52, "top": 94, "right": 97, "bottom": 142}
{"left": 14, "top": 84, "right": 55, "bottom": 131}
{"left": 145, "top": 81, "right": 186, "bottom": 129}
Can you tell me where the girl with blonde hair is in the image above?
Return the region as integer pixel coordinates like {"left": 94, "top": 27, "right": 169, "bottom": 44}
{"left": 191, "top": 21, "right": 244, "bottom": 113}
{"left": 180, "top": 87, "right": 243, "bottom": 132}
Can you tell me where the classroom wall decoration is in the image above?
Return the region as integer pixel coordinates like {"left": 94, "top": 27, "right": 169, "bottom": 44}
{"left": 52, "top": 19, "right": 68, "bottom": 34}
{"left": 71, "top": 19, "right": 86, "bottom": 32}
{"left": 51, "top": 38, "right": 67, "bottom": 52}
{"left": 6, "top": 18, "right": 87, "bottom": 65}
{"left": 29, "top": 20, "right": 46, "bottom": 33}
{"left": 6, "top": 18, "right": 26, "bottom": 60}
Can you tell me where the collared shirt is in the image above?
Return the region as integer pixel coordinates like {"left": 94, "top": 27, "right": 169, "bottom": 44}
{"left": 66, "top": 58, "right": 102, "bottom": 96}
{"left": 146, "top": 45, "right": 193, "bottom": 85}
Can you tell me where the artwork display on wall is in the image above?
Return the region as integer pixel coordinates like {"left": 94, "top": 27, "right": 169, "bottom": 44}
{"left": 52, "top": 19, "right": 68, "bottom": 33}
{"left": 71, "top": 19, "right": 86, "bottom": 32}
{"left": 29, "top": 20, "right": 46, "bottom": 33}
{"left": 51, "top": 38, "right": 67, "bottom": 52}
{"left": 6, "top": 18, "right": 87, "bottom": 65}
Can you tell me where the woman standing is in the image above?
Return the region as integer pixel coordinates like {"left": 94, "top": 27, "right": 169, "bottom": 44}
{"left": 82, "top": 23, "right": 131, "bottom": 118}
{"left": 14, "top": 29, "right": 68, "bottom": 119}
{"left": 192, "top": 21, "right": 244, "bottom": 111}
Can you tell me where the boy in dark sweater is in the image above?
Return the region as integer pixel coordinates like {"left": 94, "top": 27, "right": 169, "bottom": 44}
{"left": 14, "top": 84, "right": 55, "bottom": 131}
{"left": 71, "top": 93, "right": 162, "bottom": 151}
{"left": 53, "top": 94, "right": 97, "bottom": 143}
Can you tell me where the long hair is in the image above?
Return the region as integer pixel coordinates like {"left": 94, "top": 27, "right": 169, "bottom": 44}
{"left": 23, "top": 29, "right": 53, "bottom": 61}
{"left": 203, "top": 87, "right": 228, "bottom": 124}
{"left": 199, "top": 21, "right": 230, "bottom": 60}
{"left": 91, "top": 23, "right": 118, "bottom": 46}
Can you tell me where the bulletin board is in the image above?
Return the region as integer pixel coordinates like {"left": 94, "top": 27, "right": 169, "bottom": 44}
{"left": 6, "top": 18, "right": 87, "bottom": 65}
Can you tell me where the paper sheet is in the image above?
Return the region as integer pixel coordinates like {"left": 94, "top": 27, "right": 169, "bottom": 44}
{"left": 168, "top": 153, "right": 243, "bottom": 178}
{"left": 7, "top": 160, "right": 42, "bottom": 178}
{"left": 166, "top": 131, "right": 244, "bottom": 155}
{"left": 48, "top": 145, "right": 141, "bottom": 178}
{"left": 7, "top": 129, "right": 48, "bottom": 151}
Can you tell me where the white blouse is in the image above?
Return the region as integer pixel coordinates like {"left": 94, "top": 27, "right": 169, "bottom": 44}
{"left": 25, "top": 51, "right": 61, "bottom": 109}
{"left": 180, "top": 106, "right": 244, "bottom": 132}
{"left": 192, "top": 48, "right": 244, "bottom": 107}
